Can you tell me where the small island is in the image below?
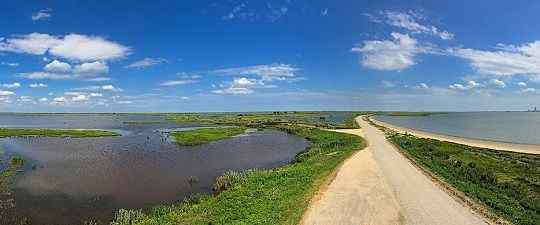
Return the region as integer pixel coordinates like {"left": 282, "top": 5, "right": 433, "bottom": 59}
{"left": 171, "top": 127, "right": 246, "bottom": 146}
{"left": 0, "top": 128, "right": 120, "bottom": 138}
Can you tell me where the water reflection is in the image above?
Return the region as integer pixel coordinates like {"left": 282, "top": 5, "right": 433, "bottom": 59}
{"left": 0, "top": 114, "right": 308, "bottom": 225}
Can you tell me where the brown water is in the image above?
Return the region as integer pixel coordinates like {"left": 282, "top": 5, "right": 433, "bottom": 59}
{"left": 0, "top": 114, "right": 309, "bottom": 225}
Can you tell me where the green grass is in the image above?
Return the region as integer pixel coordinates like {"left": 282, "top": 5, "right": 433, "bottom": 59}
{"left": 171, "top": 127, "right": 247, "bottom": 146}
{"left": 0, "top": 128, "right": 120, "bottom": 138}
{"left": 388, "top": 133, "right": 540, "bottom": 225}
{"left": 111, "top": 125, "right": 366, "bottom": 225}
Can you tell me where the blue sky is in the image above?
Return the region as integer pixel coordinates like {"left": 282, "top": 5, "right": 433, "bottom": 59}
{"left": 2, "top": 1, "right": 540, "bottom": 112}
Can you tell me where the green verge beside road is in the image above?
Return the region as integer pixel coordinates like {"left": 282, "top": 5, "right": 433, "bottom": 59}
{"left": 0, "top": 128, "right": 120, "bottom": 138}
{"left": 111, "top": 114, "right": 366, "bottom": 225}
{"left": 171, "top": 127, "right": 246, "bottom": 146}
{"left": 388, "top": 133, "right": 539, "bottom": 225}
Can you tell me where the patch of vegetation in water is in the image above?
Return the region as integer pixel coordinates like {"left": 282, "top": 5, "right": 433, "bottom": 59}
{"left": 388, "top": 133, "right": 540, "bottom": 225}
{"left": 171, "top": 127, "right": 246, "bottom": 146}
{"left": 1, "top": 156, "right": 25, "bottom": 218}
{"left": 167, "top": 111, "right": 367, "bottom": 129}
{"left": 111, "top": 125, "right": 366, "bottom": 225}
{"left": 0, "top": 128, "right": 120, "bottom": 138}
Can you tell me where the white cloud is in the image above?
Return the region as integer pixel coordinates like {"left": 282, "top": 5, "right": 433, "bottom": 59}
{"left": 18, "top": 72, "right": 71, "bottom": 80}
{"left": 17, "top": 96, "right": 33, "bottom": 103}
{"left": 521, "top": 88, "right": 537, "bottom": 94}
{"left": 73, "top": 61, "right": 109, "bottom": 76}
{"left": 1, "top": 62, "right": 19, "bottom": 67}
{"left": 32, "top": 9, "right": 52, "bottom": 21}
{"left": 518, "top": 82, "right": 527, "bottom": 87}
{"left": 381, "top": 80, "right": 396, "bottom": 88}
{"left": 449, "top": 80, "right": 482, "bottom": 91}
{"left": 0, "top": 33, "right": 130, "bottom": 61}
{"left": 367, "top": 10, "right": 454, "bottom": 40}
{"left": 451, "top": 41, "right": 540, "bottom": 77}
{"left": 53, "top": 96, "right": 66, "bottom": 103}
{"left": 211, "top": 64, "right": 301, "bottom": 81}
{"left": 64, "top": 92, "right": 85, "bottom": 96}
{"left": 160, "top": 80, "right": 198, "bottom": 86}
{"left": 116, "top": 100, "right": 133, "bottom": 104}
{"left": 126, "top": 58, "right": 168, "bottom": 69}
{"left": 72, "top": 94, "right": 89, "bottom": 102}
{"left": 101, "top": 85, "right": 122, "bottom": 92}
{"left": 489, "top": 79, "right": 506, "bottom": 88}
{"left": 44, "top": 60, "right": 72, "bottom": 73}
{"left": 414, "top": 83, "right": 429, "bottom": 90}
{"left": 90, "top": 93, "right": 103, "bottom": 97}
{"left": 352, "top": 33, "right": 427, "bottom": 71}
{"left": 212, "top": 77, "right": 259, "bottom": 95}
{"left": 39, "top": 97, "right": 48, "bottom": 102}
{"left": 0, "top": 90, "right": 15, "bottom": 96}
{"left": 2, "top": 82, "right": 20, "bottom": 89}
{"left": 29, "top": 83, "right": 48, "bottom": 88}
{"left": 84, "top": 77, "right": 111, "bottom": 82}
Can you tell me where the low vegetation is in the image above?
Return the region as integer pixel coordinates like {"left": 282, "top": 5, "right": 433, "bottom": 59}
{"left": 0, "top": 128, "right": 120, "bottom": 138}
{"left": 1, "top": 156, "right": 25, "bottom": 222}
{"left": 167, "top": 111, "right": 365, "bottom": 129}
{"left": 111, "top": 123, "right": 366, "bottom": 225}
{"left": 388, "top": 133, "right": 540, "bottom": 225}
{"left": 171, "top": 127, "right": 247, "bottom": 146}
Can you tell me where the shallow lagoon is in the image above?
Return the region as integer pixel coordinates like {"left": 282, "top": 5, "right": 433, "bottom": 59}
{"left": 0, "top": 114, "right": 309, "bottom": 225}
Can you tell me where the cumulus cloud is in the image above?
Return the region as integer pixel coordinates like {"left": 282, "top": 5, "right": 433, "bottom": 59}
{"left": 126, "top": 58, "right": 168, "bottom": 69}
{"left": 1, "top": 62, "right": 19, "bottom": 67}
{"left": 18, "top": 72, "right": 70, "bottom": 80}
{"left": 2, "top": 82, "right": 21, "bottom": 89}
{"left": 71, "top": 94, "right": 89, "bottom": 102}
{"left": 518, "top": 82, "right": 527, "bottom": 87}
{"left": 213, "top": 77, "right": 260, "bottom": 95}
{"left": 0, "top": 33, "right": 130, "bottom": 61}
{"left": 73, "top": 61, "right": 109, "bottom": 76}
{"left": 0, "top": 90, "right": 15, "bottom": 96}
{"left": 53, "top": 96, "right": 66, "bottom": 104}
{"left": 414, "top": 83, "right": 430, "bottom": 90}
{"left": 29, "top": 83, "right": 48, "bottom": 88}
{"left": 101, "top": 85, "right": 122, "bottom": 92}
{"left": 44, "top": 60, "right": 72, "bottom": 73}
{"left": 352, "top": 33, "right": 428, "bottom": 71}
{"left": 366, "top": 10, "right": 454, "bottom": 40}
{"left": 381, "top": 80, "right": 396, "bottom": 88}
{"left": 449, "top": 80, "right": 482, "bottom": 91}
{"left": 73, "top": 84, "right": 122, "bottom": 92}
{"left": 489, "top": 79, "right": 506, "bottom": 88}
{"left": 32, "top": 8, "right": 52, "bottom": 21}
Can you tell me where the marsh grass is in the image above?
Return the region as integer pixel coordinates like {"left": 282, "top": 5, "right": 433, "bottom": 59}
{"left": 171, "top": 127, "right": 246, "bottom": 146}
{"left": 388, "top": 133, "right": 540, "bottom": 225}
{"left": 111, "top": 125, "right": 365, "bottom": 225}
{"left": 0, "top": 128, "right": 120, "bottom": 138}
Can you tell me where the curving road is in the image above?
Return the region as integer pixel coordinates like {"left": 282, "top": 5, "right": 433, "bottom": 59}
{"left": 302, "top": 117, "right": 489, "bottom": 225}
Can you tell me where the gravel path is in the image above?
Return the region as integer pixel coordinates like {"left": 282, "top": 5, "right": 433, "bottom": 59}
{"left": 302, "top": 117, "right": 490, "bottom": 225}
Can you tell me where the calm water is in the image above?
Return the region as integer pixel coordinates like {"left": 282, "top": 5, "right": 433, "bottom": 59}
{"left": 0, "top": 114, "right": 309, "bottom": 225}
{"left": 377, "top": 112, "right": 540, "bottom": 145}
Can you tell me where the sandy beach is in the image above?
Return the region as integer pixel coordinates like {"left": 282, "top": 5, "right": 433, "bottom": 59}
{"left": 371, "top": 116, "right": 540, "bottom": 155}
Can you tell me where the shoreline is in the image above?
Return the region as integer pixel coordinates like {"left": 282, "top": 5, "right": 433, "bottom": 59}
{"left": 370, "top": 116, "right": 540, "bottom": 155}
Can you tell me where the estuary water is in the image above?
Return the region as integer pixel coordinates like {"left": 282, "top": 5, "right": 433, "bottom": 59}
{"left": 377, "top": 112, "right": 540, "bottom": 145}
{"left": 0, "top": 114, "right": 309, "bottom": 225}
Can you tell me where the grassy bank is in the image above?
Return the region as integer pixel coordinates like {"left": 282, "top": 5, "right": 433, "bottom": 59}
{"left": 111, "top": 125, "right": 365, "bottom": 225}
{"left": 171, "top": 127, "right": 246, "bottom": 146}
{"left": 0, "top": 128, "right": 120, "bottom": 138}
{"left": 388, "top": 133, "right": 539, "bottom": 225}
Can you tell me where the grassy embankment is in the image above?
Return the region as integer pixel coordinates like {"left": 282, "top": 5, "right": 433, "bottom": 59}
{"left": 171, "top": 127, "right": 247, "bottom": 146}
{"left": 0, "top": 128, "right": 119, "bottom": 138}
{"left": 110, "top": 113, "right": 366, "bottom": 225}
{"left": 388, "top": 133, "right": 539, "bottom": 225}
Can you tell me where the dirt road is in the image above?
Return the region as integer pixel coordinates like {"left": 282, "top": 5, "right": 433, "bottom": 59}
{"left": 302, "top": 117, "right": 489, "bottom": 225}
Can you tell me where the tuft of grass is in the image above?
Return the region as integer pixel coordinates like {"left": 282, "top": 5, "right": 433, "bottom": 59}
{"left": 0, "top": 128, "right": 120, "bottom": 138}
{"left": 171, "top": 127, "right": 246, "bottom": 146}
{"left": 111, "top": 126, "right": 366, "bottom": 225}
{"left": 388, "top": 133, "right": 540, "bottom": 225}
